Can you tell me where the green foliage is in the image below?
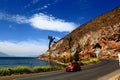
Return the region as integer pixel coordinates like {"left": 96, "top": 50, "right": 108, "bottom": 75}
{"left": 0, "top": 66, "right": 31, "bottom": 76}
{"left": 33, "top": 66, "right": 43, "bottom": 72}
{"left": 0, "top": 58, "right": 99, "bottom": 76}
{"left": 66, "top": 37, "right": 72, "bottom": 49}
{"left": 60, "top": 58, "right": 99, "bottom": 68}
{"left": 0, "top": 65, "right": 61, "bottom": 76}
{"left": 80, "top": 58, "right": 99, "bottom": 66}
{"left": 62, "top": 63, "right": 70, "bottom": 68}
{"left": 0, "top": 68, "right": 12, "bottom": 76}
{"left": 12, "top": 66, "right": 31, "bottom": 74}
{"left": 73, "top": 52, "right": 79, "bottom": 61}
{"left": 89, "top": 58, "right": 99, "bottom": 63}
{"left": 70, "top": 56, "right": 73, "bottom": 63}
{"left": 48, "top": 36, "right": 55, "bottom": 49}
{"left": 33, "top": 66, "right": 60, "bottom": 73}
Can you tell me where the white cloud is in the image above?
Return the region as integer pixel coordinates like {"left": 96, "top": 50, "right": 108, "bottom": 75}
{"left": 0, "top": 12, "right": 77, "bottom": 32}
{"left": 39, "top": 4, "right": 51, "bottom": 10}
{"left": 31, "top": 0, "right": 59, "bottom": 11}
{"left": 0, "top": 40, "right": 48, "bottom": 57}
{"left": 0, "top": 12, "right": 9, "bottom": 20}
{"left": 11, "top": 15, "right": 28, "bottom": 24}
{"left": 0, "top": 12, "right": 28, "bottom": 24}
{"left": 40, "top": 5, "right": 48, "bottom": 10}
{"left": 29, "top": 13, "right": 77, "bottom": 32}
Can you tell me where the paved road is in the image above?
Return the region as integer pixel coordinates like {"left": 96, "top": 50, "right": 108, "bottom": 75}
{"left": 0, "top": 59, "right": 119, "bottom": 80}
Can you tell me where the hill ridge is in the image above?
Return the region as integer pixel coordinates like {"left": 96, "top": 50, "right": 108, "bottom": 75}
{"left": 39, "top": 7, "right": 120, "bottom": 62}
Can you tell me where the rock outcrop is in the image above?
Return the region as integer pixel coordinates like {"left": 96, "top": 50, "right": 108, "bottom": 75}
{"left": 38, "top": 7, "right": 120, "bottom": 62}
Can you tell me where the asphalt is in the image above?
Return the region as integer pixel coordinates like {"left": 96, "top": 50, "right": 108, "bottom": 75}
{"left": 97, "top": 69, "right": 120, "bottom": 80}
{"left": 0, "top": 59, "right": 119, "bottom": 80}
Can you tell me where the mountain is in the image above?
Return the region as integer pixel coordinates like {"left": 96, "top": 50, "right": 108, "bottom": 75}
{"left": 0, "top": 52, "right": 10, "bottom": 57}
{"left": 38, "top": 7, "right": 120, "bottom": 62}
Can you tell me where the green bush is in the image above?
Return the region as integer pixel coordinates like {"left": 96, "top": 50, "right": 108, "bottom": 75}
{"left": 0, "top": 58, "right": 100, "bottom": 76}
{"left": 62, "top": 63, "right": 70, "bottom": 68}
{"left": 0, "top": 68, "right": 12, "bottom": 76}
{"left": 33, "top": 66, "right": 61, "bottom": 73}
{"left": 80, "top": 58, "right": 99, "bottom": 66}
{"left": 90, "top": 58, "right": 99, "bottom": 63}
{"left": 12, "top": 66, "right": 31, "bottom": 74}
{"left": 80, "top": 61, "right": 90, "bottom": 65}
{"left": 33, "top": 66, "right": 43, "bottom": 72}
{"left": 42, "top": 66, "right": 51, "bottom": 72}
{"left": 52, "top": 66, "right": 61, "bottom": 70}
{"left": 0, "top": 65, "right": 62, "bottom": 76}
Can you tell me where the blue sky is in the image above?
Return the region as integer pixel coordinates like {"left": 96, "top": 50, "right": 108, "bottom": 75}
{"left": 0, "top": 0, "right": 120, "bottom": 57}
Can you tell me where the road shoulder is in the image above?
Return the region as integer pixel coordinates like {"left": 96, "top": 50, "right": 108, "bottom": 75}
{"left": 97, "top": 69, "right": 120, "bottom": 80}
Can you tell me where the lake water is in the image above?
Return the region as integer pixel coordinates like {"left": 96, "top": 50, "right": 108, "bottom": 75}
{"left": 0, "top": 57, "right": 48, "bottom": 68}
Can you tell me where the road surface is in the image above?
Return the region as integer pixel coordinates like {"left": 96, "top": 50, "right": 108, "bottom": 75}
{"left": 0, "top": 59, "right": 119, "bottom": 80}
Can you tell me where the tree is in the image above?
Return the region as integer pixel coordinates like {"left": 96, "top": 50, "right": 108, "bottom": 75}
{"left": 73, "top": 51, "right": 79, "bottom": 61}
{"left": 66, "top": 37, "right": 73, "bottom": 62}
{"left": 48, "top": 36, "right": 55, "bottom": 50}
{"left": 48, "top": 36, "right": 55, "bottom": 65}
{"left": 67, "top": 37, "right": 72, "bottom": 49}
{"left": 74, "top": 45, "right": 81, "bottom": 62}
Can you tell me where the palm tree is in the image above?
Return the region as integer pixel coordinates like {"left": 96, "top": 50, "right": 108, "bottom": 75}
{"left": 48, "top": 36, "right": 55, "bottom": 65}
{"left": 48, "top": 36, "right": 55, "bottom": 50}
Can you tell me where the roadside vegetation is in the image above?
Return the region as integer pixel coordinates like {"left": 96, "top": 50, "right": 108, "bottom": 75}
{"left": 0, "top": 66, "right": 61, "bottom": 76}
{"left": 79, "top": 58, "right": 99, "bottom": 66}
{"left": 0, "top": 58, "right": 99, "bottom": 76}
{"left": 33, "top": 66, "right": 61, "bottom": 72}
{"left": 61, "top": 58, "right": 99, "bottom": 67}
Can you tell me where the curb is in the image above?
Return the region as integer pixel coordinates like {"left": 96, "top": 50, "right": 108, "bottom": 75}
{"left": 97, "top": 69, "right": 120, "bottom": 80}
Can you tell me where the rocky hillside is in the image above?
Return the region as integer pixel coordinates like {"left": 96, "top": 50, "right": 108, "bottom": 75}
{"left": 39, "top": 7, "right": 120, "bottom": 62}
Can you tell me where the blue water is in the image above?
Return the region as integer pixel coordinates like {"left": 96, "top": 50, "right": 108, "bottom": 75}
{"left": 0, "top": 57, "right": 48, "bottom": 68}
